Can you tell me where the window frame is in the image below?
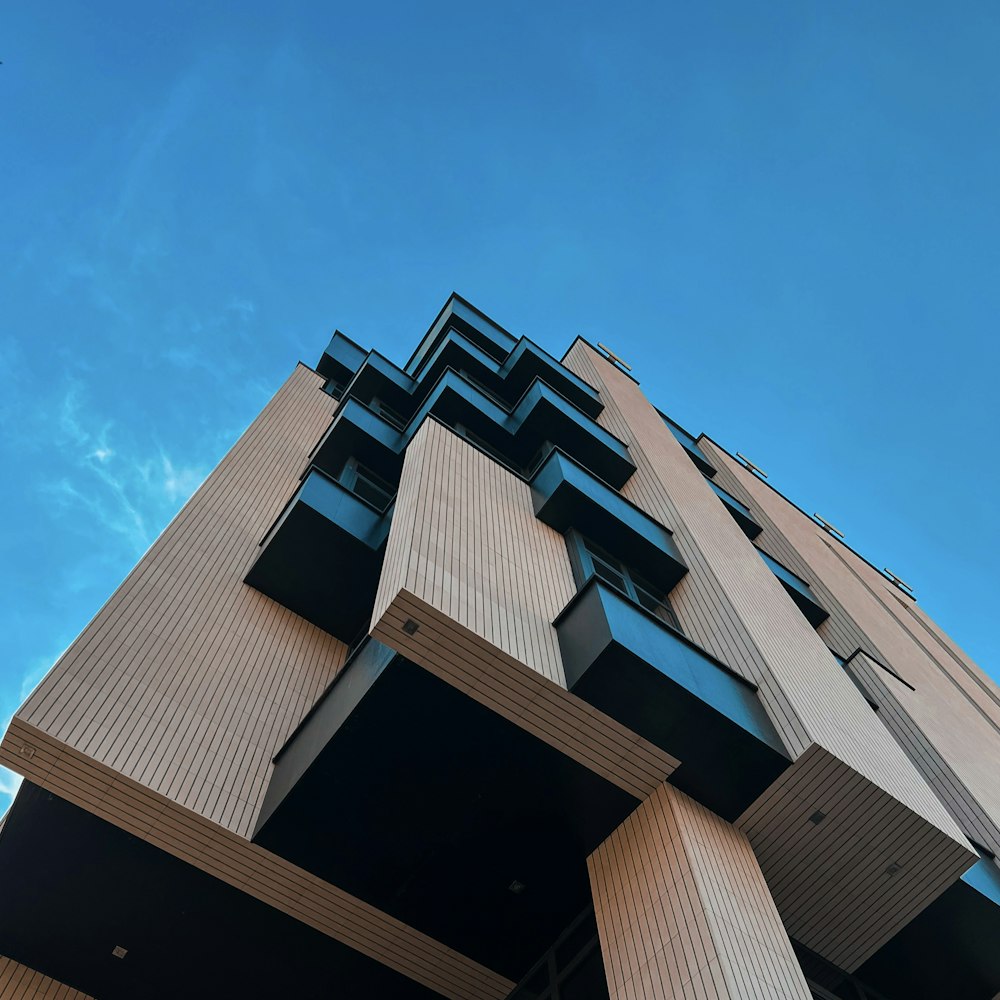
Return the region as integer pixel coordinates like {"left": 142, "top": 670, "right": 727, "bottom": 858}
{"left": 566, "top": 530, "right": 681, "bottom": 633}
{"left": 339, "top": 457, "right": 395, "bottom": 512}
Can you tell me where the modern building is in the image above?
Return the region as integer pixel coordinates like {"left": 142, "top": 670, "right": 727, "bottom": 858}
{"left": 0, "top": 294, "right": 998, "bottom": 999}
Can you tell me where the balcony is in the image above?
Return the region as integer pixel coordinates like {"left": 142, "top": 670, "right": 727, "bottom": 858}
{"left": 245, "top": 468, "right": 392, "bottom": 642}
{"left": 530, "top": 449, "right": 685, "bottom": 590}
{"left": 406, "top": 293, "right": 518, "bottom": 375}
{"left": 857, "top": 854, "right": 1000, "bottom": 998}
{"left": 758, "top": 549, "right": 829, "bottom": 627}
{"left": 661, "top": 414, "right": 716, "bottom": 477}
{"left": 409, "top": 371, "right": 634, "bottom": 488}
{"left": 410, "top": 329, "right": 603, "bottom": 421}
{"left": 705, "top": 478, "right": 762, "bottom": 539}
{"left": 554, "top": 579, "right": 788, "bottom": 819}
{"left": 310, "top": 398, "right": 405, "bottom": 484}
{"left": 339, "top": 351, "right": 416, "bottom": 415}
{"left": 316, "top": 330, "right": 367, "bottom": 384}
{"left": 499, "top": 339, "right": 603, "bottom": 418}
{"left": 253, "top": 639, "right": 641, "bottom": 983}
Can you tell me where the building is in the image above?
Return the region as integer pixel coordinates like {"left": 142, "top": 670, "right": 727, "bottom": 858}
{"left": 0, "top": 294, "right": 998, "bottom": 999}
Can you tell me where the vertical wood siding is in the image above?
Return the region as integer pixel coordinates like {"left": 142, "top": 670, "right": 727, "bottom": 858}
{"left": 589, "top": 783, "right": 811, "bottom": 1000}
{"left": 561, "top": 342, "right": 973, "bottom": 970}
{"left": 372, "top": 416, "right": 574, "bottom": 686}
{"left": 562, "top": 343, "right": 961, "bottom": 837}
{"left": 371, "top": 418, "right": 679, "bottom": 800}
{"left": 703, "top": 440, "right": 1000, "bottom": 858}
{"left": 0, "top": 956, "right": 93, "bottom": 999}
{"left": 1, "top": 367, "right": 515, "bottom": 1000}
{"left": 16, "top": 364, "right": 347, "bottom": 838}
{"left": 736, "top": 743, "right": 972, "bottom": 971}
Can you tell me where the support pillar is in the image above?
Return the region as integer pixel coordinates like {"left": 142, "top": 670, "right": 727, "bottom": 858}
{"left": 589, "top": 784, "right": 810, "bottom": 1000}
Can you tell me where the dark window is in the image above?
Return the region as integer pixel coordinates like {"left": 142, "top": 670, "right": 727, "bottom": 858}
{"left": 323, "top": 378, "right": 346, "bottom": 399}
{"left": 371, "top": 398, "right": 406, "bottom": 429}
{"left": 454, "top": 424, "right": 520, "bottom": 473}
{"left": 459, "top": 370, "right": 508, "bottom": 408}
{"left": 340, "top": 458, "right": 394, "bottom": 511}
{"left": 569, "top": 533, "right": 681, "bottom": 632}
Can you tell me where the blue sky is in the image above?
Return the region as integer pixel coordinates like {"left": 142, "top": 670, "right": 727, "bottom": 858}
{"left": 2, "top": 2, "right": 998, "bottom": 811}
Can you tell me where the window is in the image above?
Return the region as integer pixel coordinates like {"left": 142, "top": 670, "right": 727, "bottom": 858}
{"left": 323, "top": 378, "right": 346, "bottom": 399}
{"left": 568, "top": 532, "right": 681, "bottom": 632}
{"left": 524, "top": 440, "right": 555, "bottom": 477}
{"left": 339, "top": 458, "right": 394, "bottom": 511}
{"left": 459, "top": 370, "right": 508, "bottom": 408}
{"left": 454, "top": 424, "right": 519, "bottom": 473}
{"left": 370, "top": 398, "right": 406, "bottom": 430}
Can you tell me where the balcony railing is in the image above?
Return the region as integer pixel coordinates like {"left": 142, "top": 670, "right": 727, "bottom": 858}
{"left": 554, "top": 578, "right": 788, "bottom": 819}
{"left": 661, "top": 414, "right": 716, "bottom": 477}
{"left": 757, "top": 549, "right": 829, "bottom": 627}
{"left": 245, "top": 467, "right": 392, "bottom": 642}
{"left": 705, "top": 477, "right": 762, "bottom": 539}
{"left": 530, "top": 449, "right": 686, "bottom": 591}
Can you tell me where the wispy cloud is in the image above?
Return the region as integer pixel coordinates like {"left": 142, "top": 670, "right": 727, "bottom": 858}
{"left": 42, "top": 380, "right": 208, "bottom": 557}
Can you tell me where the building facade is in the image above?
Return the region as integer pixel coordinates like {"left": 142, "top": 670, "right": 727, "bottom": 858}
{"left": 0, "top": 294, "right": 997, "bottom": 998}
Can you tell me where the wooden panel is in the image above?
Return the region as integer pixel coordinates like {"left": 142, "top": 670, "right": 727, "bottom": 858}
{"left": 847, "top": 651, "right": 1000, "bottom": 857}
{"left": 371, "top": 419, "right": 678, "bottom": 800}
{"left": 0, "top": 956, "right": 92, "bottom": 1000}
{"left": 0, "top": 718, "right": 514, "bottom": 1000}
{"left": 17, "top": 364, "right": 347, "bottom": 838}
{"left": 562, "top": 343, "right": 810, "bottom": 757}
{"left": 2, "top": 367, "right": 514, "bottom": 999}
{"left": 703, "top": 441, "right": 1000, "bottom": 856}
{"left": 373, "top": 416, "right": 574, "bottom": 686}
{"left": 707, "top": 457, "right": 874, "bottom": 663}
{"left": 561, "top": 342, "right": 973, "bottom": 970}
{"left": 589, "top": 782, "right": 811, "bottom": 1000}
{"left": 737, "top": 743, "right": 972, "bottom": 971}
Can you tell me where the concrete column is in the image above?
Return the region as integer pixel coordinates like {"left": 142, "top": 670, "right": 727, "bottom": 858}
{"left": 589, "top": 783, "right": 811, "bottom": 1000}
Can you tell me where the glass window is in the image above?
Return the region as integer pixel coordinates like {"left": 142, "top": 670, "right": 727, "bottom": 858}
{"left": 340, "top": 458, "right": 394, "bottom": 511}
{"left": 571, "top": 533, "right": 681, "bottom": 634}
{"left": 371, "top": 398, "right": 406, "bottom": 429}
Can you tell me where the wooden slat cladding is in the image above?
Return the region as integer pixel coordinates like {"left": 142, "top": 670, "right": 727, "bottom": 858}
{"left": 0, "top": 956, "right": 93, "bottom": 1000}
{"left": 702, "top": 442, "right": 1000, "bottom": 854}
{"left": 737, "top": 743, "right": 972, "bottom": 971}
{"left": 561, "top": 342, "right": 973, "bottom": 970}
{"left": 15, "top": 364, "right": 347, "bottom": 838}
{"left": 370, "top": 419, "right": 678, "bottom": 799}
{"left": 847, "top": 651, "right": 1000, "bottom": 857}
{"left": 0, "top": 718, "right": 514, "bottom": 1000}
{"left": 589, "top": 783, "right": 811, "bottom": 1000}
{"left": 373, "top": 417, "right": 574, "bottom": 686}
{"left": 561, "top": 343, "right": 961, "bottom": 836}
{"left": 561, "top": 343, "right": 810, "bottom": 757}
{"left": 706, "top": 454, "right": 876, "bottom": 662}
{"left": 1, "top": 367, "right": 516, "bottom": 999}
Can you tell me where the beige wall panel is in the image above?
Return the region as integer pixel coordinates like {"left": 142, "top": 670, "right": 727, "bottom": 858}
{"left": 561, "top": 342, "right": 972, "bottom": 969}
{"left": 1, "top": 367, "right": 516, "bottom": 998}
{"left": 373, "top": 416, "right": 574, "bottom": 686}
{"left": 0, "top": 956, "right": 93, "bottom": 1000}
{"left": 1, "top": 719, "right": 514, "bottom": 1000}
{"left": 737, "top": 743, "right": 971, "bottom": 970}
{"left": 15, "top": 364, "right": 347, "bottom": 838}
{"left": 589, "top": 783, "right": 811, "bottom": 1000}
{"left": 706, "top": 458, "right": 876, "bottom": 663}
{"left": 562, "top": 347, "right": 811, "bottom": 756}
{"left": 372, "top": 419, "right": 678, "bottom": 799}
{"left": 707, "top": 444, "right": 1000, "bottom": 855}
{"left": 702, "top": 441, "right": 1000, "bottom": 851}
